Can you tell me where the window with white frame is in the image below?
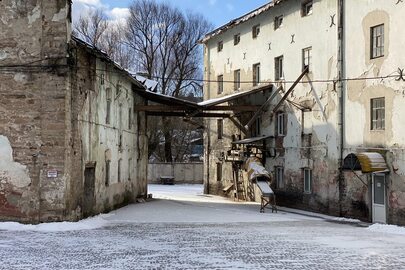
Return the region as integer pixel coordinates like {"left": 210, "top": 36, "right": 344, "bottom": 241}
{"left": 234, "top": 69, "right": 241, "bottom": 90}
{"left": 302, "top": 47, "right": 312, "bottom": 71}
{"left": 275, "top": 55, "right": 284, "bottom": 80}
{"left": 234, "top": 34, "right": 240, "bottom": 45}
{"left": 253, "top": 63, "right": 260, "bottom": 86}
{"left": 276, "top": 167, "right": 284, "bottom": 189}
{"left": 301, "top": 1, "right": 313, "bottom": 17}
{"left": 304, "top": 168, "right": 312, "bottom": 193}
{"left": 252, "top": 24, "right": 260, "bottom": 39}
{"left": 371, "top": 24, "right": 384, "bottom": 59}
{"left": 277, "top": 112, "right": 286, "bottom": 136}
{"left": 217, "top": 75, "right": 223, "bottom": 94}
{"left": 274, "top": 15, "right": 283, "bottom": 30}
{"left": 371, "top": 97, "right": 385, "bottom": 130}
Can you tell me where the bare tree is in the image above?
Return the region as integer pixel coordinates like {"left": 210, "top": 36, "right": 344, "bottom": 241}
{"left": 74, "top": 9, "right": 108, "bottom": 48}
{"left": 125, "top": 0, "right": 212, "bottom": 162}
{"left": 73, "top": 9, "right": 134, "bottom": 69}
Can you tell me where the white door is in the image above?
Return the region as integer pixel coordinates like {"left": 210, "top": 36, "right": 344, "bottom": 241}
{"left": 372, "top": 173, "right": 387, "bottom": 224}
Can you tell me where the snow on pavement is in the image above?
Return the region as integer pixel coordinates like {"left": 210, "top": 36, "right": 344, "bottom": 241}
{"left": 0, "top": 184, "right": 404, "bottom": 270}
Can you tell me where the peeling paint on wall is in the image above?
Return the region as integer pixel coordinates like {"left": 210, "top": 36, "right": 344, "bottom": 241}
{"left": 0, "top": 135, "right": 31, "bottom": 188}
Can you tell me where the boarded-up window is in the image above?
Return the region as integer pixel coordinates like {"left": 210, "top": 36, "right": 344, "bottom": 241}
{"left": 217, "top": 163, "right": 222, "bottom": 182}
{"left": 234, "top": 34, "right": 240, "bottom": 45}
{"left": 276, "top": 167, "right": 284, "bottom": 189}
{"left": 253, "top": 63, "right": 260, "bottom": 86}
{"left": 217, "top": 119, "right": 223, "bottom": 139}
{"left": 234, "top": 69, "right": 241, "bottom": 90}
{"left": 304, "top": 168, "right": 312, "bottom": 193}
{"left": 252, "top": 24, "right": 260, "bottom": 39}
{"left": 217, "top": 75, "right": 224, "bottom": 94}
{"left": 105, "top": 160, "right": 110, "bottom": 186}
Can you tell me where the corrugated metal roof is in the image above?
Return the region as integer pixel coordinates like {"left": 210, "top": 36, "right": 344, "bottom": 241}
{"left": 232, "top": 135, "right": 274, "bottom": 145}
{"left": 343, "top": 152, "right": 388, "bottom": 173}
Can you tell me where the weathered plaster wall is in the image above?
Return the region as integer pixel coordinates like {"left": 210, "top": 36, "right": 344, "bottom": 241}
{"left": 204, "top": 0, "right": 341, "bottom": 215}
{"left": 344, "top": 0, "right": 405, "bottom": 225}
{"left": 69, "top": 48, "right": 148, "bottom": 217}
{"left": 0, "top": 0, "right": 71, "bottom": 222}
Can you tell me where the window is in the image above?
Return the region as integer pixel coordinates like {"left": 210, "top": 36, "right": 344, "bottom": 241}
{"left": 253, "top": 63, "right": 260, "bottom": 86}
{"left": 304, "top": 168, "right": 312, "bottom": 193}
{"left": 118, "top": 159, "right": 122, "bottom": 183}
{"left": 119, "top": 104, "right": 123, "bottom": 148}
{"left": 128, "top": 158, "right": 132, "bottom": 181}
{"left": 252, "top": 24, "right": 260, "bottom": 39}
{"left": 218, "top": 41, "right": 223, "bottom": 52}
{"left": 277, "top": 112, "right": 286, "bottom": 136}
{"left": 302, "top": 1, "right": 313, "bottom": 17}
{"left": 106, "top": 88, "right": 112, "bottom": 124}
{"left": 100, "top": 74, "right": 105, "bottom": 85}
{"left": 302, "top": 47, "right": 312, "bottom": 71}
{"left": 276, "top": 167, "right": 284, "bottom": 189}
{"left": 105, "top": 160, "right": 110, "bottom": 186}
{"left": 116, "top": 82, "right": 121, "bottom": 97}
{"left": 217, "top": 119, "right": 223, "bottom": 139}
{"left": 275, "top": 56, "right": 284, "bottom": 80}
{"left": 128, "top": 108, "right": 132, "bottom": 129}
{"left": 217, "top": 75, "right": 224, "bottom": 94}
{"left": 234, "top": 69, "right": 241, "bottom": 91}
{"left": 217, "top": 163, "right": 222, "bottom": 182}
{"left": 371, "top": 98, "right": 385, "bottom": 130}
{"left": 371, "top": 24, "right": 384, "bottom": 59}
{"left": 234, "top": 34, "right": 240, "bottom": 45}
{"left": 274, "top": 15, "right": 283, "bottom": 30}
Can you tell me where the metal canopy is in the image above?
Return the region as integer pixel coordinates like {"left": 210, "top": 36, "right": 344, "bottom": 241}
{"left": 342, "top": 152, "right": 388, "bottom": 173}
{"left": 232, "top": 135, "right": 274, "bottom": 145}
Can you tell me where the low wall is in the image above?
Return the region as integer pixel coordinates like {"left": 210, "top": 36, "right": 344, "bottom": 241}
{"left": 148, "top": 163, "right": 204, "bottom": 184}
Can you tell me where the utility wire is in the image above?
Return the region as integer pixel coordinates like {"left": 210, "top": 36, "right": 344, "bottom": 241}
{"left": 0, "top": 62, "right": 403, "bottom": 85}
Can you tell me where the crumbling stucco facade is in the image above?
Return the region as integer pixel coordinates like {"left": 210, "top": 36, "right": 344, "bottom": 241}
{"left": 0, "top": 0, "right": 148, "bottom": 223}
{"left": 202, "top": 0, "right": 405, "bottom": 225}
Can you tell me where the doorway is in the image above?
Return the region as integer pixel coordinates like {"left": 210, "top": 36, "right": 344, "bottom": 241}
{"left": 372, "top": 173, "right": 387, "bottom": 224}
{"left": 83, "top": 166, "right": 96, "bottom": 218}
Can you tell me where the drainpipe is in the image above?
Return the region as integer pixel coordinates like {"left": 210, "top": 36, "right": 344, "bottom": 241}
{"left": 204, "top": 43, "right": 211, "bottom": 194}
{"left": 337, "top": 0, "right": 346, "bottom": 217}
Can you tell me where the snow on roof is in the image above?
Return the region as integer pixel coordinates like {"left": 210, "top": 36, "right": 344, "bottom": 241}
{"left": 198, "top": 84, "right": 272, "bottom": 107}
{"left": 200, "top": 0, "right": 287, "bottom": 43}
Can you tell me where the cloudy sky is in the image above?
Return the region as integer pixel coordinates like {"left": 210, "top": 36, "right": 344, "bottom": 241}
{"left": 72, "top": 0, "right": 269, "bottom": 28}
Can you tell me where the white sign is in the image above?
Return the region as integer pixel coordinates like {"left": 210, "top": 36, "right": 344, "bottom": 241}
{"left": 47, "top": 170, "right": 58, "bottom": 178}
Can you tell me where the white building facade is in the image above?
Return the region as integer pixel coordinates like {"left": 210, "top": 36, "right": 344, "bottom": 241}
{"left": 202, "top": 0, "right": 405, "bottom": 225}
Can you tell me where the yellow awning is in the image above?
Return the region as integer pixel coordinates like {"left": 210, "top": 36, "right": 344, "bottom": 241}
{"left": 353, "top": 152, "right": 388, "bottom": 173}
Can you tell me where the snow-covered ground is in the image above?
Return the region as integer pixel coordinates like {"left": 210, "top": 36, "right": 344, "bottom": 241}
{"left": 0, "top": 184, "right": 405, "bottom": 269}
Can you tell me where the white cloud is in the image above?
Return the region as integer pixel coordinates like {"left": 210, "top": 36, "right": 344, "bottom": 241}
{"left": 106, "top": 7, "right": 130, "bottom": 20}
{"left": 209, "top": 0, "right": 217, "bottom": 6}
{"left": 72, "top": 0, "right": 129, "bottom": 25}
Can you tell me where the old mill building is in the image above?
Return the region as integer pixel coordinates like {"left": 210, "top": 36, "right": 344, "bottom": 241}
{"left": 201, "top": 0, "right": 405, "bottom": 226}
{"left": 0, "top": 0, "right": 148, "bottom": 223}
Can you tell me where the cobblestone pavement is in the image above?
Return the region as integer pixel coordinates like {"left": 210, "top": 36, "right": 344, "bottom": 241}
{"left": 1, "top": 185, "right": 404, "bottom": 270}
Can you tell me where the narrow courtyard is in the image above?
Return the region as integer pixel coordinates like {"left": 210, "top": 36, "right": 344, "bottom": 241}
{"left": 0, "top": 185, "right": 404, "bottom": 270}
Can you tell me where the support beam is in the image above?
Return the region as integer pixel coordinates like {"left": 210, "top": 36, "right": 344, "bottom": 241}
{"left": 146, "top": 111, "right": 231, "bottom": 118}
{"left": 229, "top": 116, "right": 248, "bottom": 135}
{"left": 134, "top": 105, "right": 261, "bottom": 112}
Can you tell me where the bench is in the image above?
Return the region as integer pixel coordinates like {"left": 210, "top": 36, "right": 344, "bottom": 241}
{"left": 160, "top": 176, "right": 175, "bottom": 185}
